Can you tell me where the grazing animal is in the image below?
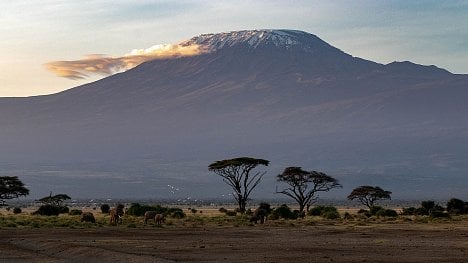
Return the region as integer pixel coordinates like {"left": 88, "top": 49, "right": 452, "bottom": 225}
{"left": 81, "top": 212, "right": 96, "bottom": 223}
{"left": 144, "top": 211, "right": 158, "bottom": 224}
{"left": 154, "top": 214, "right": 165, "bottom": 225}
{"left": 250, "top": 208, "right": 267, "bottom": 224}
{"left": 109, "top": 204, "right": 124, "bottom": 226}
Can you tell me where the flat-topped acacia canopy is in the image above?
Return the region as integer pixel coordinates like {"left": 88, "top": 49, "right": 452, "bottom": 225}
{"left": 208, "top": 157, "right": 269, "bottom": 170}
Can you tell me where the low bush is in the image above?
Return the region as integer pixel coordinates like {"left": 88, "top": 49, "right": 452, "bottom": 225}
{"left": 225, "top": 210, "right": 237, "bottom": 216}
{"left": 446, "top": 198, "right": 466, "bottom": 215}
{"left": 126, "top": 203, "right": 186, "bottom": 218}
{"left": 343, "top": 212, "right": 353, "bottom": 220}
{"left": 402, "top": 201, "right": 446, "bottom": 216}
{"left": 170, "top": 209, "right": 186, "bottom": 219}
{"left": 375, "top": 208, "right": 398, "bottom": 217}
{"left": 308, "top": 206, "right": 340, "bottom": 219}
{"left": 308, "top": 206, "right": 324, "bottom": 216}
{"left": 126, "top": 203, "right": 164, "bottom": 216}
{"left": 69, "top": 209, "right": 82, "bottom": 216}
{"left": 357, "top": 209, "right": 371, "bottom": 217}
{"left": 322, "top": 209, "right": 340, "bottom": 220}
{"left": 100, "top": 204, "right": 110, "bottom": 214}
{"left": 271, "top": 204, "right": 297, "bottom": 220}
{"left": 13, "top": 207, "right": 22, "bottom": 214}
{"left": 430, "top": 210, "right": 450, "bottom": 218}
{"left": 401, "top": 207, "right": 417, "bottom": 215}
{"left": 33, "top": 205, "right": 69, "bottom": 216}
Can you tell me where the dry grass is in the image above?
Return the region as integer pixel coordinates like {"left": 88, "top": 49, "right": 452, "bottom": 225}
{"left": 1, "top": 205, "right": 467, "bottom": 229}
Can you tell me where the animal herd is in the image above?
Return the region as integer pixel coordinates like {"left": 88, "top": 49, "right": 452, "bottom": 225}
{"left": 80, "top": 204, "right": 268, "bottom": 226}
{"left": 143, "top": 210, "right": 165, "bottom": 225}
{"left": 80, "top": 204, "right": 166, "bottom": 226}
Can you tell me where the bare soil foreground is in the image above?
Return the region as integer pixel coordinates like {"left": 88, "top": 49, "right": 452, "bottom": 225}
{"left": 1, "top": 222, "right": 467, "bottom": 263}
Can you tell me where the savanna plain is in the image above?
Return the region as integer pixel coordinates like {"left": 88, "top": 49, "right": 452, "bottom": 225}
{"left": 1, "top": 206, "right": 467, "bottom": 263}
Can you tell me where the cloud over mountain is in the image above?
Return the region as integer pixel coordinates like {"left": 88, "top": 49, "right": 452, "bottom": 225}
{"left": 45, "top": 43, "right": 206, "bottom": 79}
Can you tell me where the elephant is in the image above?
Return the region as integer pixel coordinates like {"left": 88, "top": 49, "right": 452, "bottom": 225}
{"left": 144, "top": 211, "right": 158, "bottom": 224}
{"left": 109, "top": 204, "right": 124, "bottom": 226}
{"left": 250, "top": 208, "right": 268, "bottom": 224}
{"left": 154, "top": 214, "right": 165, "bottom": 225}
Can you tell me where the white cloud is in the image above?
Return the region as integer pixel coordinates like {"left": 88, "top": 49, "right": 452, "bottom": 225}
{"left": 45, "top": 43, "right": 207, "bottom": 79}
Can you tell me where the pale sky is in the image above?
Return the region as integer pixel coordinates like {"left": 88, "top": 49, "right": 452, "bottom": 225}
{"left": 1, "top": 0, "right": 467, "bottom": 97}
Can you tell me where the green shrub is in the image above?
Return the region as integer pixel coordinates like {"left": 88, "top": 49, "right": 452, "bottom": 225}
{"left": 13, "top": 207, "right": 22, "bottom": 214}
{"left": 308, "top": 206, "right": 324, "bottom": 216}
{"left": 170, "top": 209, "right": 186, "bottom": 219}
{"left": 343, "top": 212, "right": 353, "bottom": 220}
{"left": 100, "top": 204, "right": 110, "bottom": 214}
{"left": 357, "top": 209, "right": 371, "bottom": 217}
{"left": 370, "top": 206, "right": 384, "bottom": 216}
{"left": 447, "top": 198, "right": 465, "bottom": 214}
{"left": 375, "top": 208, "right": 398, "bottom": 217}
{"left": 421, "top": 201, "right": 435, "bottom": 211}
{"left": 322, "top": 209, "right": 340, "bottom": 219}
{"left": 308, "top": 206, "right": 340, "bottom": 219}
{"left": 6, "top": 222, "right": 17, "bottom": 228}
{"left": 126, "top": 203, "right": 165, "bottom": 216}
{"left": 69, "top": 209, "right": 82, "bottom": 215}
{"left": 322, "top": 207, "right": 340, "bottom": 218}
{"left": 33, "top": 205, "right": 62, "bottom": 216}
{"left": 225, "top": 210, "right": 237, "bottom": 216}
{"left": 271, "top": 204, "right": 297, "bottom": 220}
{"left": 219, "top": 207, "right": 228, "bottom": 213}
{"left": 401, "top": 207, "right": 417, "bottom": 215}
{"left": 126, "top": 203, "right": 185, "bottom": 218}
{"left": 430, "top": 210, "right": 450, "bottom": 218}
{"left": 59, "top": 206, "right": 69, "bottom": 214}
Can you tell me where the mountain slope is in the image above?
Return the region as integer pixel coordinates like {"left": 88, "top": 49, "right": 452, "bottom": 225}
{"left": 1, "top": 29, "right": 467, "bottom": 199}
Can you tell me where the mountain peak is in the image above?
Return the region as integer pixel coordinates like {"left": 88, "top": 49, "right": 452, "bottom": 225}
{"left": 181, "top": 29, "right": 336, "bottom": 53}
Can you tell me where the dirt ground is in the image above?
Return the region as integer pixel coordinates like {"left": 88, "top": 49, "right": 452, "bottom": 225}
{"left": 1, "top": 222, "right": 467, "bottom": 263}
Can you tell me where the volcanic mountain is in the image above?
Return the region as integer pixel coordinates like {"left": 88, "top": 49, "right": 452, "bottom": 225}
{"left": 1, "top": 30, "right": 467, "bottom": 199}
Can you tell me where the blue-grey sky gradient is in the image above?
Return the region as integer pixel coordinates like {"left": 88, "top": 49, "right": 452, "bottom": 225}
{"left": 1, "top": 0, "right": 467, "bottom": 97}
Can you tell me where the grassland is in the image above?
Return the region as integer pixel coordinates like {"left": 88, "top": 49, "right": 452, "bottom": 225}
{"left": 1, "top": 206, "right": 467, "bottom": 262}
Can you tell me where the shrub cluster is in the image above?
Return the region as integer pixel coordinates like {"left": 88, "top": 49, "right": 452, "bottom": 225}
{"left": 446, "top": 198, "right": 468, "bottom": 215}
{"left": 126, "top": 203, "right": 186, "bottom": 218}
{"left": 100, "top": 204, "right": 110, "bottom": 214}
{"left": 357, "top": 206, "right": 397, "bottom": 218}
{"left": 401, "top": 200, "right": 449, "bottom": 218}
{"left": 33, "top": 205, "right": 69, "bottom": 216}
{"left": 308, "top": 206, "right": 340, "bottom": 219}
{"left": 218, "top": 207, "right": 237, "bottom": 216}
{"left": 69, "top": 209, "right": 83, "bottom": 216}
{"left": 270, "top": 204, "right": 298, "bottom": 220}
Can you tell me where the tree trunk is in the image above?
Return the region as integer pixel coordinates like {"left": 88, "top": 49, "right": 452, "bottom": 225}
{"left": 239, "top": 198, "right": 246, "bottom": 213}
{"left": 299, "top": 203, "right": 306, "bottom": 214}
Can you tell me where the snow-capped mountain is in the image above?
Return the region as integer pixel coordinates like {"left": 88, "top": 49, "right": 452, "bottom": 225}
{"left": 1, "top": 30, "right": 467, "bottom": 199}
{"left": 183, "top": 29, "right": 336, "bottom": 52}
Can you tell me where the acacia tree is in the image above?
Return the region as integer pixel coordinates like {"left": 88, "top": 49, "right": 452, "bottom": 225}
{"left": 208, "top": 157, "right": 269, "bottom": 213}
{"left": 277, "top": 167, "right": 341, "bottom": 214}
{"left": 0, "top": 176, "right": 30, "bottom": 206}
{"left": 38, "top": 192, "right": 71, "bottom": 206}
{"left": 347, "top": 185, "right": 391, "bottom": 209}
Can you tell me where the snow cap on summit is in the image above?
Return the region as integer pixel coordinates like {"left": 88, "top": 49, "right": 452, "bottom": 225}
{"left": 182, "top": 29, "right": 335, "bottom": 52}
